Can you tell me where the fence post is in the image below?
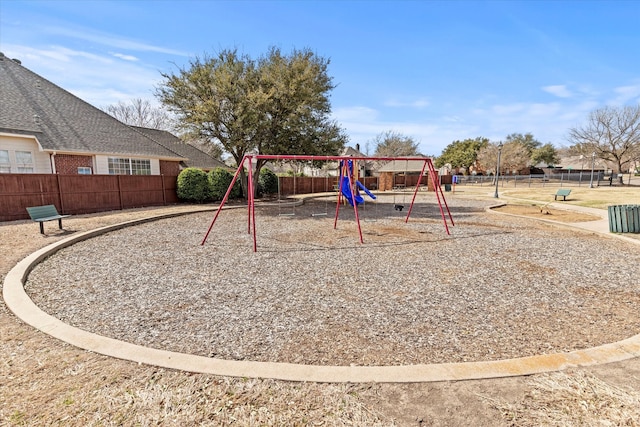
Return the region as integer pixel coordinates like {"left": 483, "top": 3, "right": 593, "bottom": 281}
{"left": 56, "top": 174, "right": 66, "bottom": 214}
{"left": 39, "top": 178, "right": 45, "bottom": 206}
{"left": 161, "top": 175, "right": 167, "bottom": 205}
{"left": 117, "top": 175, "right": 123, "bottom": 210}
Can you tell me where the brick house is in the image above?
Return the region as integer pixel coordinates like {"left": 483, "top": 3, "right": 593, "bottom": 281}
{"left": 0, "top": 52, "right": 224, "bottom": 176}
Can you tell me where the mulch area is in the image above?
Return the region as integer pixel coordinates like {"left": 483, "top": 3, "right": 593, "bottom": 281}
{"left": 22, "top": 196, "right": 640, "bottom": 366}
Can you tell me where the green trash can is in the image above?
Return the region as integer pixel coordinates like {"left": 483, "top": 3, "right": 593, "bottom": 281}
{"left": 608, "top": 204, "right": 640, "bottom": 233}
{"left": 444, "top": 184, "right": 451, "bottom": 192}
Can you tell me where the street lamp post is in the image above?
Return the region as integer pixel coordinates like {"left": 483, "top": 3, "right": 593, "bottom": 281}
{"left": 589, "top": 152, "right": 596, "bottom": 188}
{"left": 494, "top": 142, "right": 503, "bottom": 198}
{"left": 579, "top": 154, "right": 584, "bottom": 186}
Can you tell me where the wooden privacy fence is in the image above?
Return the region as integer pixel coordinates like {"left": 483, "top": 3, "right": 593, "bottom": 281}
{"left": 277, "top": 175, "right": 438, "bottom": 196}
{"left": 277, "top": 176, "right": 379, "bottom": 195}
{"left": 0, "top": 173, "right": 178, "bottom": 221}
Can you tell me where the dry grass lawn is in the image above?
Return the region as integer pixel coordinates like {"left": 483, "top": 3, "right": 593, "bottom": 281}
{"left": 3, "top": 189, "right": 640, "bottom": 425}
{"left": 493, "top": 203, "right": 602, "bottom": 222}
{"left": 454, "top": 181, "right": 640, "bottom": 210}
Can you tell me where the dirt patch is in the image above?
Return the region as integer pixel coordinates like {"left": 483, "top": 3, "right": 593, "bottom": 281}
{"left": 493, "top": 203, "right": 602, "bottom": 222}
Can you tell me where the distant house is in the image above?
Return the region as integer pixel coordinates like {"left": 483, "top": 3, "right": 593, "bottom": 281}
{"left": 376, "top": 157, "right": 432, "bottom": 190}
{"left": 0, "top": 52, "right": 221, "bottom": 176}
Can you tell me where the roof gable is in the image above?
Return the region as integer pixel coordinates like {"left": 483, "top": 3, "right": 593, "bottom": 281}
{"left": 132, "top": 127, "right": 227, "bottom": 170}
{"left": 377, "top": 158, "right": 431, "bottom": 173}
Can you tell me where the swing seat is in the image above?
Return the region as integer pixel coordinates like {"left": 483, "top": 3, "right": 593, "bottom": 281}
{"left": 394, "top": 204, "right": 404, "bottom": 211}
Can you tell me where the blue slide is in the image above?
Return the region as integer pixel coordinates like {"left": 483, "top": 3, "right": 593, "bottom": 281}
{"left": 340, "top": 177, "right": 377, "bottom": 206}
{"left": 356, "top": 180, "right": 377, "bottom": 200}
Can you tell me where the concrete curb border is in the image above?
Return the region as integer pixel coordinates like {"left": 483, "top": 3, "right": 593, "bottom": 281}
{"left": 4, "top": 204, "right": 640, "bottom": 383}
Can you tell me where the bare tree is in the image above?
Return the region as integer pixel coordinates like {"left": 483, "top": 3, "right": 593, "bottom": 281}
{"left": 103, "top": 98, "right": 176, "bottom": 131}
{"left": 477, "top": 141, "right": 530, "bottom": 175}
{"left": 372, "top": 130, "right": 420, "bottom": 157}
{"left": 568, "top": 105, "right": 640, "bottom": 182}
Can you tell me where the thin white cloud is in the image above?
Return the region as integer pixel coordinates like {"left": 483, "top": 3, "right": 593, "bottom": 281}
{"left": 610, "top": 83, "right": 640, "bottom": 105}
{"left": 333, "top": 105, "right": 466, "bottom": 154}
{"left": 384, "top": 97, "right": 430, "bottom": 108}
{"left": 491, "top": 103, "right": 527, "bottom": 115}
{"left": 528, "top": 102, "right": 562, "bottom": 116}
{"left": 542, "top": 85, "right": 572, "bottom": 98}
{"left": 3, "top": 44, "right": 163, "bottom": 107}
{"left": 46, "top": 25, "right": 189, "bottom": 57}
{"left": 15, "top": 45, "right": 114, "bottom": 65}
{"left": 111, "top": 52, "right": 139, "bottom": 62}
{"left": 332, "top": 106, "right": 380, "bottom": 122}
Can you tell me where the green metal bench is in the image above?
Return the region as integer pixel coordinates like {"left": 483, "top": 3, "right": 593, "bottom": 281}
{"left": 26, "top": 205, "right": 70, "bottom": 234}
{"left": 554, "top": 189, "right": 571, "bottom": 201}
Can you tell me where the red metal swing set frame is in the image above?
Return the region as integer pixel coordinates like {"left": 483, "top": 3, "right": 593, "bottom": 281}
{"left": 201, "top": 155, "right": 454, "bottom": 252}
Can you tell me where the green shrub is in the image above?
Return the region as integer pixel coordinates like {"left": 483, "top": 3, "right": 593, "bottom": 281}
{"left": 258, "top": 168, "right": 278, "bottom": 196}
{"left": 177, "top": 167, "right": 212, "bottom": 203}
{"left": 209, "top": 167, "right": 243, "bottom": 201}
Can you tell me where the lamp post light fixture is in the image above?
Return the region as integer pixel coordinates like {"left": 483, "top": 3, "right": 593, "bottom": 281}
{"left": 589, "top": 152, "right": 596, "bottom": 188}
{"left": 494, "top": 142, "right": 503, "bottom": 198}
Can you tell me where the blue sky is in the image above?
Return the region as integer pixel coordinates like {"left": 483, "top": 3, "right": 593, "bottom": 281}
{"left": 1, "top": 0, "right": 639, "bottom": 155}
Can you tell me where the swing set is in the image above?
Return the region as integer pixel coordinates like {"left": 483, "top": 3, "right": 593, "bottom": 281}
{"left": 201, "top": 154, "right": 453, "bottom": 252}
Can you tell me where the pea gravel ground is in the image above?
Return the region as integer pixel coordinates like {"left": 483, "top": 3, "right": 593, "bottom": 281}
{"left": 25, "top": 196, "right": 640, "bottom": 367}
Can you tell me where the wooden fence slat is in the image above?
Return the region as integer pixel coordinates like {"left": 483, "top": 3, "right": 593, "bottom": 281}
{"left": 0, "top": 173, "right": 178, "bottom": 221}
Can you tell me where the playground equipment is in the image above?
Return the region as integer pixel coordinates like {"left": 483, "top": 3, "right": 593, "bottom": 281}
{"left": 338, "top": 159, "right": 376, "bottom": 207}
{"left": 201, "top": 155, "right": 453, "bottom": 252}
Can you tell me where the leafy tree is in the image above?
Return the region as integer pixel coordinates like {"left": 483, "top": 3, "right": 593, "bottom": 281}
{"left": 372, "top": 131, "right": 420, "bottom": 157}
{"left": 477, "top": 141, "right": 530, "bottom": 175}
{"left": 505, "top": 132, "right": 542, "bottom": 155}
{"left": 103, "top": 98, "right": 175, "bottom": 131}
{"left": 531, "top": 143, "right": 560, "bottom": 166}
{"left": 568, "top": 105, "right": 640, "bottom": 182}
{"left": 435, "top": 137, "right": 489, "bottom": 170}
{"left": 156, "top": 47, "right": 346, "bottom": 197}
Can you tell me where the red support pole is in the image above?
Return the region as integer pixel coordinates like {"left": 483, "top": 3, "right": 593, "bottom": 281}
{"left": 246, "top": 156, "right": 257, "bottom": 252}
{"left": 430, "top": 160, "right": 454, "bottom": 227}
{"left": 333, "top": 163, "right": 344, "bottom": 229}
{"left": 345, "top": 161, "right": 364, "bottom": 244}
{"left": 247, "top": 157, "right": 252, "bottom": 234}
{"left": 405, "top": 159, "right": 428, "bottom": 223}
{"left": 427, "top": 159, "right": 452, "bottom": 235}
{"left": 202, "top": 155, "right": 454, "bottom": 251}
{"left": 201, "top": 157, "right": 246, "bottom": 245}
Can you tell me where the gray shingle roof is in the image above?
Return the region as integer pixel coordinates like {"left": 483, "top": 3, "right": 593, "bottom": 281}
{"left": 132, "top": 127, "right": 228, "bottom": 170}
{"left": 377, "top": 158, "right": 431, "bottom": 172}
{"left": 0, "top": 53, "right": 184, "bottom": 160}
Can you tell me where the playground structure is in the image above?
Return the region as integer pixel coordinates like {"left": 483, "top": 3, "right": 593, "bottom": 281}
{"left": 201, "top": 155, "right": 454, "bottom": 251}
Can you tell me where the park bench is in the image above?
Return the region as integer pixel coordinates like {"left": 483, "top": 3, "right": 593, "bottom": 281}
{"left": 554, "top": 189, "right": 571, "bottom": 201}
{"left": 26, "top": 205, "right": 70, "bottom": 234}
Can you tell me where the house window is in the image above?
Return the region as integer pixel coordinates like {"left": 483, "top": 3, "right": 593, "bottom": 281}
{"left": 130, "top": 159, "right": 151, "bottom": 175}
{"left": 0, "top": 150, "right": 10, "bottom": 173}
{"left": 15, "top": 150, "right": 34, "bottom": 173}
{"left": 78, "top": 166, "right": 92, "bottom": 175}
{"left": 108, "top": 157, "right": 151, "bottom": 175}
